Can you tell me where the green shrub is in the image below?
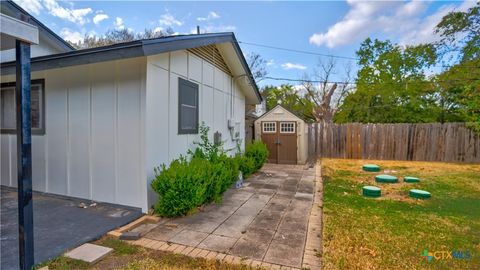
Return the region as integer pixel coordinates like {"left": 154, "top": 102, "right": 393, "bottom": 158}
{"left": 151, "top": 157, "right": 211, "bottom": 217}
{"left": 236, "top": 154, "right": 256, "bottom": 178}
{"left": 245, "top": 140, "right": 269, "bottom": 171}
{"left": 151, "top": 125, "right": 269, "bottom": 217}
{"left": 211, "top": 154, "right": 240, "bottom": 200}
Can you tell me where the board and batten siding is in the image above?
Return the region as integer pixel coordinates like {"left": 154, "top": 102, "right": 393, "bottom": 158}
{"left": 145, "top": 50, "right": 246, "bottom": 208}
{"left": 1, "top": 48, "right": 249, "bottom": 212}
{"left": 0, "top": 57, "right": 148, "bottom": 210}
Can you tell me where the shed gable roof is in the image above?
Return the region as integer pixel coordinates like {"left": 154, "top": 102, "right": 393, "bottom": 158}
{"left": 255, "top": 105, "right": 304, "bottom": 123}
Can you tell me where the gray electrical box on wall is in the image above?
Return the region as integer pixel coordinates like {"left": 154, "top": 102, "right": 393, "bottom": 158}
{"left": 214, "top": 131, "right": 222, "bottom": 145}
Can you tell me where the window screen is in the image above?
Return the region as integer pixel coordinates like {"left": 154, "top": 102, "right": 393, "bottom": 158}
{"left": 1, "top": 79, "right": 44, "bottom": 134}
{"left": 178, "top": 78, "right": 199, "bottom": 134}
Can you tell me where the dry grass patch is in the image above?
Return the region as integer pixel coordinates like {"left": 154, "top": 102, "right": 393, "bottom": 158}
{"left": 321, "top": 159, "right": 480, "bottom": 270}
{"left": 36, "top": 237, "right": 263, "bottom": 270}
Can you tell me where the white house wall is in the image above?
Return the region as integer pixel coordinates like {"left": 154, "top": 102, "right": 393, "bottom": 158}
{"left": 0, "top": 57, "right": 148, "bottom": 210}
{"left": 145, "top": 50, "right": 246, "bottom": 208}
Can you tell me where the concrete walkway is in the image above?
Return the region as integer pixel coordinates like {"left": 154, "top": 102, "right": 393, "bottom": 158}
{"left": 139, "top": 164, "right": 319, "bottom": 269}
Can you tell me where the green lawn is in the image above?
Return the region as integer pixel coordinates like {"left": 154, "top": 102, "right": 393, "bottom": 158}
{"left": 321, "top": 159, "right": 480, "bottom": 270}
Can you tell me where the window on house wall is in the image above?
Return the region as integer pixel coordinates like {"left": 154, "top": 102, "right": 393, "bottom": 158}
{"left": 178, "top": 78, "right": 199, "bottom": 134}
{"left": 1, "top": 79, "right": 45, "bottom": 134}
{"left": 262, "top": 122, "right": 276, "bottom": 133}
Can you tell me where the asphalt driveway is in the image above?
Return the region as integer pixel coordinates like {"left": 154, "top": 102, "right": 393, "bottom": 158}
{"left": 0, "top": 187, "right": 142, "bottom": 270}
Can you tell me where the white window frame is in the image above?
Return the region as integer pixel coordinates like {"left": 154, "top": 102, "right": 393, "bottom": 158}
{"left": 262, "top": 122, "right": 276, "bottom": 133}
{"left": 280, "top": 122, "right": 295, "bottom": 134}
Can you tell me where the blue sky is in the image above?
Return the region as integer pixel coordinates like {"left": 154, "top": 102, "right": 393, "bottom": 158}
{"left": 14, "top": 0, "right": 477, "bottom": 87}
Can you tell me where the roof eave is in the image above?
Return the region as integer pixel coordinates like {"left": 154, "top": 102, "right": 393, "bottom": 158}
{"left": 4, "top": 0, "right": 75, "bottom": 51}
{"left": 0, "top": 32, "right": 262, "bottom": 103}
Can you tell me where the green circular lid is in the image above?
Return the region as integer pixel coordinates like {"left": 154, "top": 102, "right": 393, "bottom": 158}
{"left": 363, "top": 164, "right": 381, "bottom": 172}
{"left": 363, "top": 186, "right": 381, "bottom": 192}
{"left": 362, "top": 186, "right": 381, "bottom": 197}
{"left": 404, "top": 176, "right": 420, "bottom": 183}
{"left": 375, "top": 174, "right": 398, "bottom": 183}
{"left": 409, "top": 189, "right": 431, "bottom": 199}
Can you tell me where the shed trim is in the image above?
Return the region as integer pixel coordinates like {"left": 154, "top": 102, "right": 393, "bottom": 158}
{"left": 255, "top": 105, "right": 305, "bottom": 123}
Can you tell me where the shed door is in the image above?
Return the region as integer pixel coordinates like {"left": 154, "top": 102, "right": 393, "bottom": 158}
{"left": 261, "top": 121, "right": 297, "bottom": 164}
{"left": 261, "top": 122, "right": 278, "bottom": 163}
{"left": 278, "top": 122, "right": 297, "bottom": 164}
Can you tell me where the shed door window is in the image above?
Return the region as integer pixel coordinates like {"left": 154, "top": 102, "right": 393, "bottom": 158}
{"left": 178, "top": 78, "right": 199, "bottom": 134}
{"left": 1, "top": 79, "right": 44, "bottom": 134}
{"left": 280, "top": 122, "right": 295, "bottom": 134}
{"left": 262, "top": 122, "right": 276, "bottom": 133}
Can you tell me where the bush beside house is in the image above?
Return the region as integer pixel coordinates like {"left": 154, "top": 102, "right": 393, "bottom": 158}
{"left": 151, "top": 124, "right": 268, "bottom": 217}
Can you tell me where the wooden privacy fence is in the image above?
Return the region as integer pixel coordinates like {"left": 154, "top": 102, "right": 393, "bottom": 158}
{"left": 308, "top": 122, "right": 480, "bottom": 163}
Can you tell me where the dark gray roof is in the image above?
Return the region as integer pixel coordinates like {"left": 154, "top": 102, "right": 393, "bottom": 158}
{"left": 1, "top": 0, "right": 75, "bottom": 51}
{"left": 0, "top": 32, "right": 261, "bottom": 102}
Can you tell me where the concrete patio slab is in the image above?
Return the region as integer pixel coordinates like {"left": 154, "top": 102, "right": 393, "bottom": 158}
{"left": 197, "top": 234, "right": 238, "bottom": 253}
{"left": 64, "top": 243, "right": 112, "bottom": 264}
{"left": 141, "top": 164, "right": 317, "bottom": 269}
{"left": 169, "top": 229, "right": 209, "bottom": 246}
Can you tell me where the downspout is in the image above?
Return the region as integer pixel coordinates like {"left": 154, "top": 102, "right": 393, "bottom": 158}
{"left": 230, "top": 74, "right": 249, "bottom": 142}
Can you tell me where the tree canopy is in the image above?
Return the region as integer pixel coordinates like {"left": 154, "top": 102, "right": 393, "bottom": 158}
{"left": 334, "top": 39, "right": 439, "bottom": 123}
{"left": 335, "top": 5, "right": 479, "bottom": 129}
{"left": 262, "top": 84, "right": 316, "bottom": 122}
{"left": 69, "top": 28, "right": 175, "bottom": 49}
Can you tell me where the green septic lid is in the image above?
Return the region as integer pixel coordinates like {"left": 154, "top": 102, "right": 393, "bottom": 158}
{"left": 375, "top": 174, "right": 398, "bottom": 183}
{"left": 404, "top": 176, "right": 420, "bottom": 183}
{"left": 363, "top": 164, "right": 381, "bottom": 172}
{"left": 362, "top": 186, "right": 381, "bottom": 197}
{"left": 409, "top": 189, "right": 431, "bottom": 199}
{"left": 363, "top": 186, "right": 381, "bottom": 192}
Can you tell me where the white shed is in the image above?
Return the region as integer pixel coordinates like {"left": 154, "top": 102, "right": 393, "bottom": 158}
{"left": 1, "top": 6, "right": 261, "bottom": 212}
{"left": 254, "top": 105, "right": 308, "bottom": 164}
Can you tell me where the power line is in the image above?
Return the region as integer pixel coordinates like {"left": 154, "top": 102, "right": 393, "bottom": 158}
{"left": 261, "top": 76, "right": 480, "bottom": 85}
{"left": 238, "top": 41, "right": 358, "bottom": 60}
{"left": 239, "top": 40, "right": 479, "bottom": 69}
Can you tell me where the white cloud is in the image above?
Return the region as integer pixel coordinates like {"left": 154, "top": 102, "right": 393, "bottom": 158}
{"left": 197, "top": 11, "right": 220, "bottom": 21}
{"left": 309, "top": 0, "right": 476, "bottom": 48}
{"left": 114, "top": 17, "right": 125, "bottom": 30}
{"left": 266, "top": 59, "right": 275, "bottom": 67}
{"left": 93, "top": 13, "right": 109, "bottom": 25}
{"left": 60, "top": 28, "right": 83, "bottom": 44}
{"left": 159, "top": 13, "right": 183, "bottom": 26}
{"left": 281, "top": 62, "right": 307, "bottom": 70}
{"left": 153, "top": 27, "right": 163, "bottom": 33}
{"left": 43, "top": 0, "right": 92, "bottom": 25}
{"left": 14, "top": 0, "right": 43, "bottom": 15}
{"left": 399, "top": 0, "right": 475, "bottom": 45}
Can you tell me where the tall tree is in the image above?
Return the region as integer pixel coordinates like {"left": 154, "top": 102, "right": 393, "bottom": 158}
{"left": 247, "top": 52, "right": 268, "bottom": 81}
{"left": 335, "top": 38, "right": 438, "bottom": 123}
{"left": 302, "top": 57, "right": 353, "bottom": 122}
{"left": 435, "top": 5, "right": 480, "bottom": 131}
{"left": 262, "top": 84, "right": 315, "bottom": 122}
